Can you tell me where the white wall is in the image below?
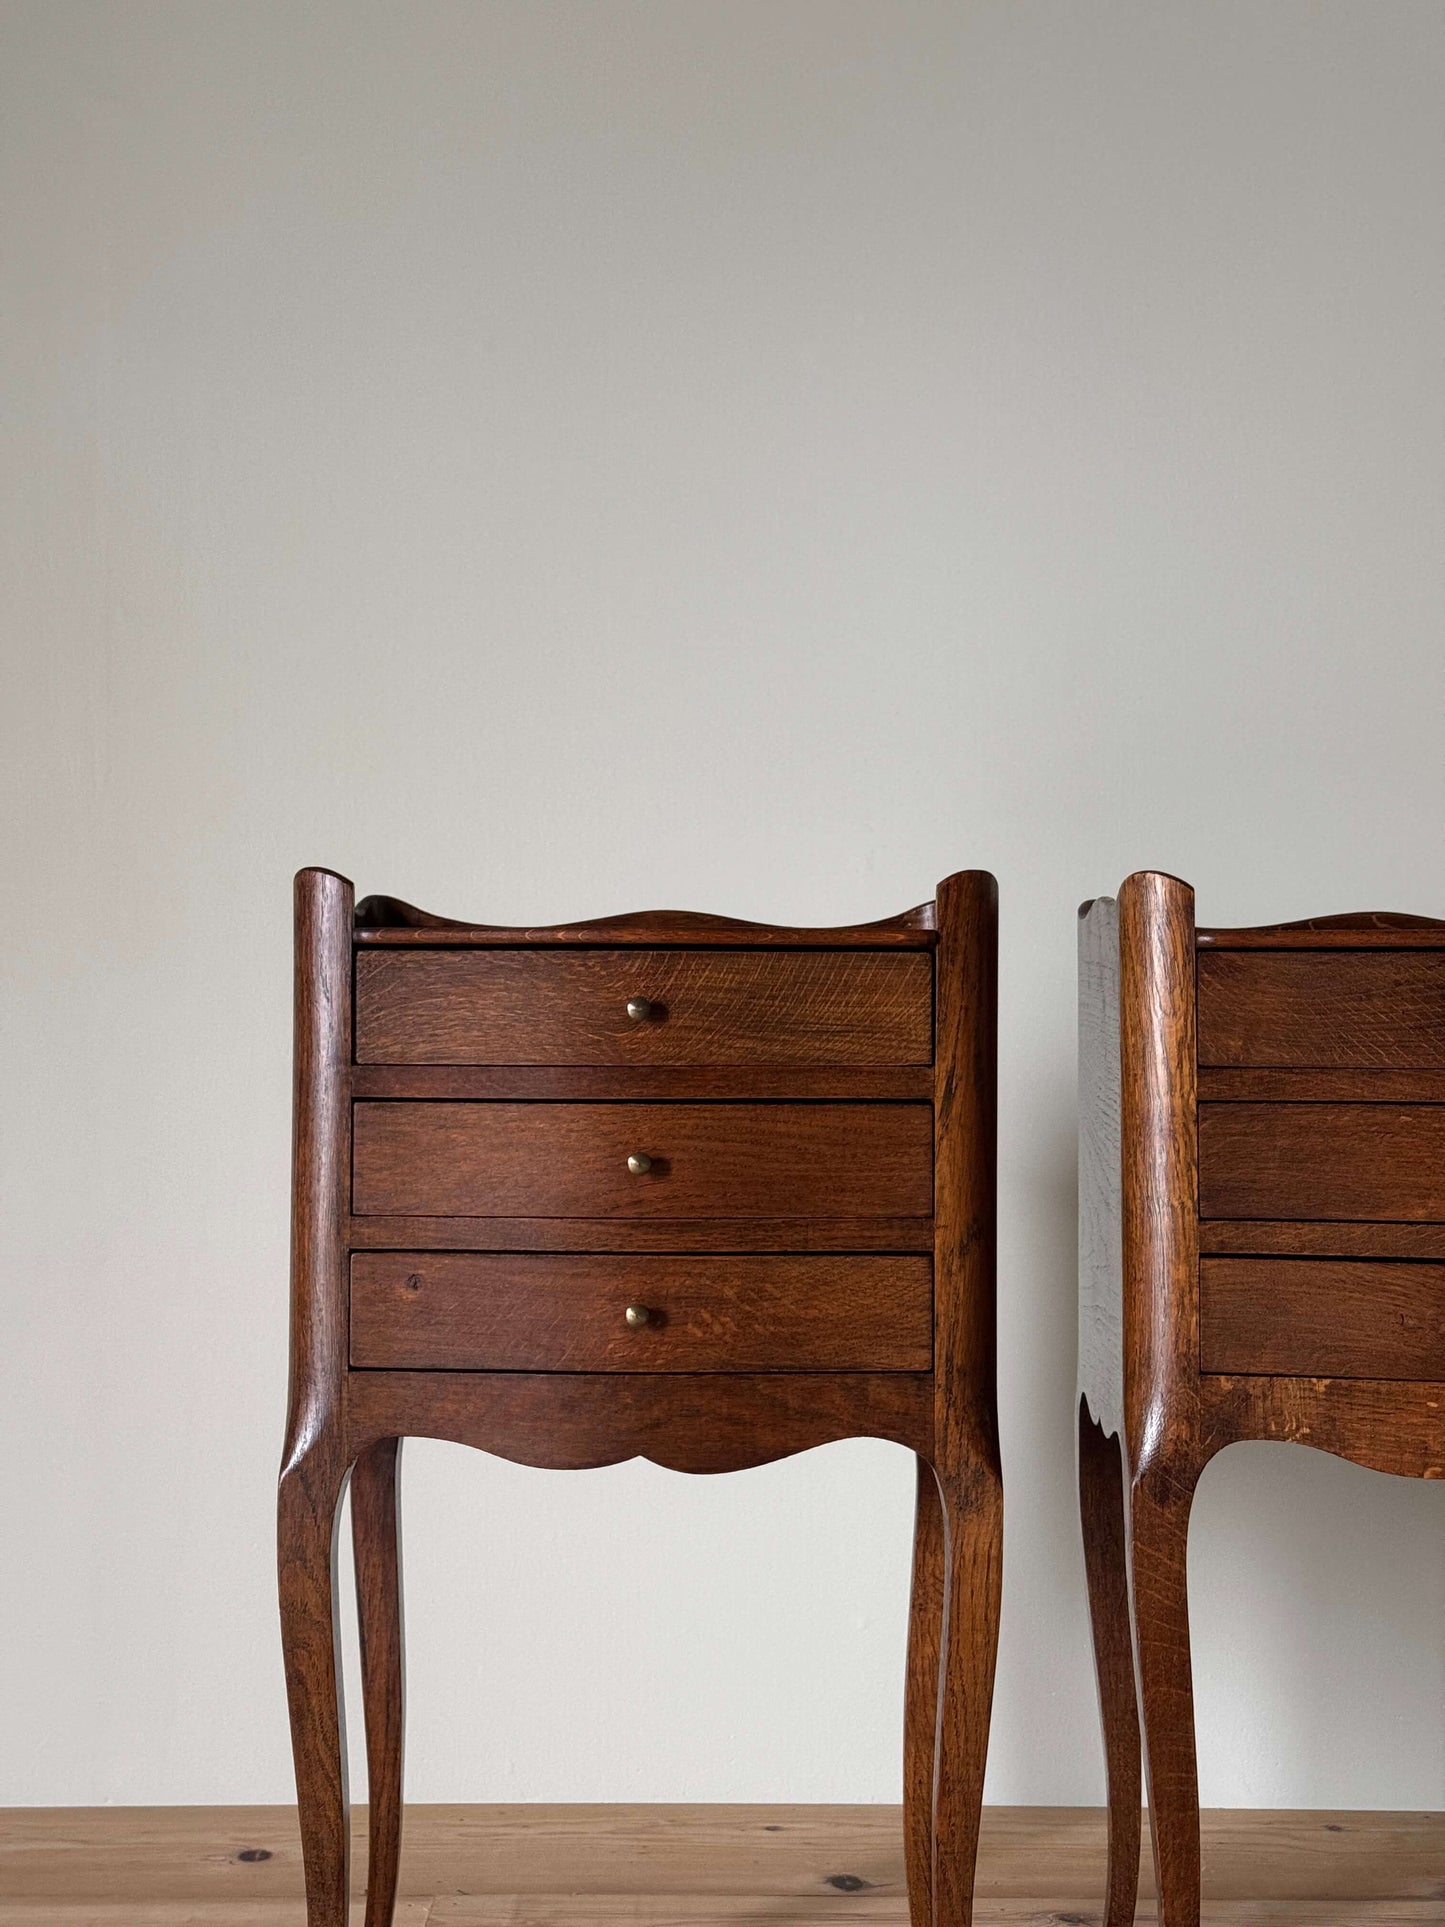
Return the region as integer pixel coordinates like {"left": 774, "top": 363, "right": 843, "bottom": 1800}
{"left": 2, "top": 0, "right": 1442, "bottom": 1809}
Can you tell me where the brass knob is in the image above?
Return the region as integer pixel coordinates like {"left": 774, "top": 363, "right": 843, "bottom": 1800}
{"left": 626, "top": 1152, "right": 653, "bottom": 1176}
{"left": 625, "top": 1303, "right": 652, "bottom": 1329}
{"left": 626, "top": 996, "right": 655, "bottom": 1022}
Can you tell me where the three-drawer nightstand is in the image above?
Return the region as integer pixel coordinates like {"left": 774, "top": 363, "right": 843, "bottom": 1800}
{"left": 1077, "top": 872, "right": 1445, "bottom": 1927}
{"left": 279, "top": 867, "right": 1003, "bottom": 1927}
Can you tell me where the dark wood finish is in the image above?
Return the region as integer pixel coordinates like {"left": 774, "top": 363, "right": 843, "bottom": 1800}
{"left": 1199, "top": 1218, "right": 1445, "bottom": 1260}
{"left": 903, "top": 1456, "right": 943, "bottom": 1927}
{"left": 356, "top": 947, "right": 933, "bottom": 1066}
{"left": 1199, "top": 1102, "right": 1445, "bottom": 1222}
{"left": 1197, "top": 910, "right": 1445, "bottom": 949}
{"left": 352, "top": 1063, "right": 933, "bottom": 1101}
{"left": 351, "top": 1101, "right": 934, "bottom": 1221}
{"left": 350, "top": 1437, "right": 403, "bottom": 1927}
{"left": 353, "top": 898, "right": 938, "bottom": 947}
{"left": 927, "top": 871, "right": 1003, "bottom": 1927}
{"left": 1198, "top": 949, "right": 1445, "bottom": 1067}
{"left": 347, "top": 1367, "right": 935, "bottom": 1472}
{"left": 349, "top": 1251, "right": 934, "bottom": 1373}
{"left": 278, "top": 869, "right": 354, "bottom": 1927}
{"left": 1115, "top": 873, "right": 1204, "bottom": 1927}
{"left": 281, "top": 867, "right": 1000, "bottom": 1927}
{"left": 1079, "top": 879, "right": 1445, "bottom": 1927}
{"left": 347, "top": 1213, "right": 934, "bottom": 1253}
{"left": 1201, "top": 1371, "right": 1445, "bottom": 1479}
{"left": 1200, "top": 1256, "right": 1445, "bottom": 1380}
{"left": 1197, "top": 1065, "right": 1445, "bottom": 1103}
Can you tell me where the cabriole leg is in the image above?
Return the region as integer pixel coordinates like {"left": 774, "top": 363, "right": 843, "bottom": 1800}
{"left": 1129, "top": 1453, "right": 1206, "bottom": 1927}
{"left": 278, "top": 1443, "right": 352, "bottom": 1927}
{"left": 1078, "top": 1398, "right": 1142, "bottom": 1927}
{"left": 929, "top": 1454, "right": 1003, "bottom": 1927}
{"left": 904, "top": 1454, "right": 944, "bottom": 1927}
{"left": 352, "top": 1436, "right": 405, "bottom": 1927}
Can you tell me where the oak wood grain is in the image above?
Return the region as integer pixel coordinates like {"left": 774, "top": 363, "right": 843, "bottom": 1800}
{"left": 1198, "top": 1220, "right": 1445, "bottom": 1260}
{"left": 1197, "top": 1066, "right": 1445, "bottom": 1103}
{"left": 351, "top": 1439, "right": 404, "bottom": 1927}
{"left": 352, "top": 1064, "right": 934, "bottom": 1102}
{"left": 928, "top": 872, "right": 1003, "bottom": 1927}
{"left": 1078, "top": 897, "right": 1124, "bottom": 1440}
{"left": 1200, "top": 1257, "right": 1445, "bottom": 1380}
{"left": 346, "top": 1214, "right": 934, "bottom": 1254}
{"left": 356, "top": 949, "right": 933, "bottom": 1067}
{"left": 352, "top": 900, "right": 938, "bottom": 947}
{"left": 345, "top": 1369, "right": 934, "bottom": 1474}
{"left": 903, "top": 1459, "right": 943, "bottom": 1927}
{"left": 1116, "top": 873, "right": 1206, "bottom": 1927}
{"left": 349, "top": 1252, "right": 933, "bottom": 1374}
{"left": 351, "top": 1102, "right": 934, "bottom": 1221}
{"left": 1200, "top": 1375, "right": 1445, "bottom": 1481}
{"left": 1198, "top": 950, "right": 1445, "bottom": 1068}
{"left": 1198, "top": 1103, "right": 1445, "bottom": 1222}
{"left": 279, "top": 869, "right": 356, "bottom": 1927}
{"left": 1196, "top": 909, "right": 1445, "bottom": 949}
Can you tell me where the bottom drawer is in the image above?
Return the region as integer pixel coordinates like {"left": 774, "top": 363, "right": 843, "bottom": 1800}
{"left": 350, "top": 1251, "right": 933, "bottom": 1373}
{"left": 1200, "top": 1256, "right": 1445, "bottom": 1381}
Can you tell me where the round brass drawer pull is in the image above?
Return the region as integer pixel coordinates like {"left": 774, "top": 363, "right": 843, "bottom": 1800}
{"left": 626, "top": 996, "right": 655, "bottom": 1022}
{"left": 626, "top": 1152, "right": 653, "bottom": 1176}
{"left": 624, "top": 1303, "right": 653, "bottom": 1329}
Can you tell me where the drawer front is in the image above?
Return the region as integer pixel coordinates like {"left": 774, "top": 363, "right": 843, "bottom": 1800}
{"left": 1201, "top": 1256, "right": 1445, "bottom": 1380}
{"left": 350, "top": 1251, "right": 934, "bottom": 1372}
{"left": 352, "top": 1101, "right": 934, "bottom": 1219}
{"left": 1198, "top": 1103, "right": 1445, "bottom": 1222}
{"left": 355, "top": 948, "right": 933, "bottom": 1066}
{"left": 1198, "top": 950, "right": 1445, "bottom": 1068}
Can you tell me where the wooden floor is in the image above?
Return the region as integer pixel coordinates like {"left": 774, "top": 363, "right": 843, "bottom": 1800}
{"left": 0, "top": 1805, "right": 1440, "bottom": 1924}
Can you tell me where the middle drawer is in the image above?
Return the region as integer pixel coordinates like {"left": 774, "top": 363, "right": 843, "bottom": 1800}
{"left": 352, "top": 1101, "right": 934, "bottom": 1219}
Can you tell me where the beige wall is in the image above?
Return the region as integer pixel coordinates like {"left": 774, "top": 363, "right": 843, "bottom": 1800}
{"left": 2, "top": 0, "right": 1442, "bottom": 1806}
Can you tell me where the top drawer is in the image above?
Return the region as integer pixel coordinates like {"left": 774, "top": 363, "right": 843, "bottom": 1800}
{"left": 355, "top": 948, "right": 933, "bottom": 1066}
{"left": 1198, "top": 950, "right": 1445, "bottom": 1068}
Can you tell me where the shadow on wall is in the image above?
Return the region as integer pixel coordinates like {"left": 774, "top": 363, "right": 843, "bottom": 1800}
{"left": 1191, "top": 1442, "right": 1445, "bottom": 1808}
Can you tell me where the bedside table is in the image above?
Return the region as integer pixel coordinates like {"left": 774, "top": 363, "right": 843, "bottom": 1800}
{"left": 279, "top": 867, "right": 1003, "bottom": 1927}
{"left": 1078, "top": 872, "right": 1445, "bottom": 1927}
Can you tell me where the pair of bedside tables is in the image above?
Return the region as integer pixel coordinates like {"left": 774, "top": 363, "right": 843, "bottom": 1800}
{"left": 279, "top": 865, "right": 1443, "bottom": 1927}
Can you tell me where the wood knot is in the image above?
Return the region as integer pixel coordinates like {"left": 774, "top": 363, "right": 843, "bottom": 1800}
{"left": 236, "top": 1848, "right": 272, "bottom": 1863}
{"left": 825, "top": 1874, "right": 869, "bottom": 1891}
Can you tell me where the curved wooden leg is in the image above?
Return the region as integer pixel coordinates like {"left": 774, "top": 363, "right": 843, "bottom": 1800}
{"left": 930, "top": 1454, "right": 1003, "bottom": 1927}
{"left": 1078, "top": 1399, "right": 1142, "bottom": 1927}
{"left": 904, "top": 1455, "right": 944, "bottom": 1927}
{"left": 352, "top": 1437, "right": 405, "bottom": 1927}
{"left": 1128, "top": 1454, "right": 1205, "bottom": 1927}
{"left": 278, "top": 1443, "right": 352, "bottom": 1927}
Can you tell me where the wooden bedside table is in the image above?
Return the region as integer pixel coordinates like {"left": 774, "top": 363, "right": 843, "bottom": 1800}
{"left": 279, "top": 867, "right": 1003, "bottom": 1927}
{"left": 1077, "top": 872, "right": 1445, "bottom": 1927}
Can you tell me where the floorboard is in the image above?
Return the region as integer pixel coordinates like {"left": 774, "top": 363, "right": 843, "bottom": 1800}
{"left": 0, "top": 1805, "right": 1438, "bottom": 1924}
